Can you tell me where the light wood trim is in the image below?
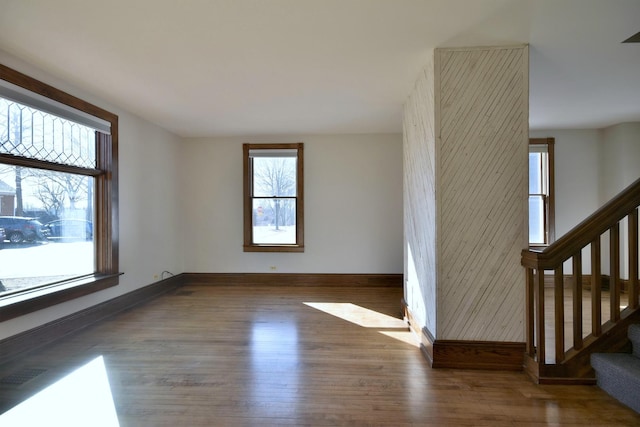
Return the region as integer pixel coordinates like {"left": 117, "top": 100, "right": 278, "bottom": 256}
{"left": 183, "top": 273, "right": 402, "bottom": 287}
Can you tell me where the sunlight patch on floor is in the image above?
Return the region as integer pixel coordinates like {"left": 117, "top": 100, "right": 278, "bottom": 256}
{"left": 303, "top": 302, "right": 418, "bottom": 347}
{"left": 0, "top": 356, "right": 119, "bottom": 426}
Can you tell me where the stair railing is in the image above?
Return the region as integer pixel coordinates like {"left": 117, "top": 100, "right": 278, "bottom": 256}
{"left": 522, "top": 177, "right": 640, "bottom": 381}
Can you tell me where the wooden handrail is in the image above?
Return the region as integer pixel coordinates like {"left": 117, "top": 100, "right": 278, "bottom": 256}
{"left": 522, "top": 176, "right": 640, "bottom": 269}
{"left": 522, "top": 176, "right": 640, "bottom": 382}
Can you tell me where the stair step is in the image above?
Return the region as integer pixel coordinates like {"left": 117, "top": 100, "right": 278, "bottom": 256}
{"left": 591, "top": 353, "right": 640, "bottom": 413}
{"left": 629, "top": 324, "right": 640, "bottom": 358}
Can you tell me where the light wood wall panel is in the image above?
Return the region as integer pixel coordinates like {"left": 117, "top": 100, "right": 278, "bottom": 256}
{"left": 403, "top": 52, "right": 437, "bottom": 337}
{"left": 436, "top": 46, "right": 528, "bottom": 341}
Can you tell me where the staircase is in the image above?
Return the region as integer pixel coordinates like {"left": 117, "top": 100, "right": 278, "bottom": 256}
{"left": 592, "top": 324, "right": 640, "bottom": 412}
{"left": 521, "top": 177, "right": 640, "bottom": 383}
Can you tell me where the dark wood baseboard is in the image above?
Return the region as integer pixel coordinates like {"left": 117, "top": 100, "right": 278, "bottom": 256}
{"left": 429, "top": 337, "right": 526, "bottom": 371}
{"left": 403, "top": 302, "right": 525, "bottom": 371}
{"left": 183, "top": 272, "right": 403, "bottom": 287}
{"left": 0, "top": 274, "right": 184, "bottom": 366}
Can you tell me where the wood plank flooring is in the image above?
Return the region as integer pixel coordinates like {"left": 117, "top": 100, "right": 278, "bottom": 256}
{"left": 1, "top": 285, "right": 640, "bottom": 426}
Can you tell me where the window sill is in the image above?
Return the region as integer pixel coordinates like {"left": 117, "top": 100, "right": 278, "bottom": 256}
{"left": 243, "top": 245, "right": 305, "bottom": 253}
{"left": 0, "top": 273, "right": 121, "bottom": 322}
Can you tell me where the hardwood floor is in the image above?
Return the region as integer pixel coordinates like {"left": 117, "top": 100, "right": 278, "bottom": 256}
{"left": 1, "top": 285, "right": 640, "bottom": 426}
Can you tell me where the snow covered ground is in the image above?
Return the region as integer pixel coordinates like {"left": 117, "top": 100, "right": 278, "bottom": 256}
{"left": 0, "top": 241, "right": 93, "bottom": 292}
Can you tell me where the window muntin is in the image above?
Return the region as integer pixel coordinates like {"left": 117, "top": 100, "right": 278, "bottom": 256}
{"left": 0, "top": 64, "right": 118, "bottom": 321}
{"left": 529, "top": 138, "right": 555, "bottom": 246}
{"left": 0, "top": 97, "right": 96, "bottom": 168}
{"left": 243, "top": 143, "right": 304, "bottom": 252}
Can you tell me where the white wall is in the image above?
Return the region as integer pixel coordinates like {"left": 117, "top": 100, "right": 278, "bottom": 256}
{"left": 600, "top": 122, "right": 640, "bottom": 203}
{"left": 599, "top": 122, "right": 640, "bottom": 278}
{"left": 0, "top": 51, "right": 185, "bottom": 340}
{"left": 181, "top": 134, "right": 403, "bottom": 274}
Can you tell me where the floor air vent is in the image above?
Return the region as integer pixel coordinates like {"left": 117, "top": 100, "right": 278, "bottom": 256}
{"left": 0, "top": 368, "right": 47, "bottom": 386}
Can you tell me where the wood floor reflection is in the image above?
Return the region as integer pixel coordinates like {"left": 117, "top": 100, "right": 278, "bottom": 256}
{"left": 1, "top": 285, "right": 640, "bottom": 426}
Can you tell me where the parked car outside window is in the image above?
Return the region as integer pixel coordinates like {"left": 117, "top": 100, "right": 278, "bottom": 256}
{"left": 0, "top": 216, "right": 49, "bottom": 243}
{"left": 0, "top": 227, "right": 5, "bottom": 248}
{"left": 44, "top": 219, "right": 93, "bottom": 241}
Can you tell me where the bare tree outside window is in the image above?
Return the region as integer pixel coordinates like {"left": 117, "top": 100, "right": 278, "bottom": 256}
{"left": 253, "top": 157, "right": 296, "bottom": 232}
{"left": 0, "top": 96, "right": 96, "bottom": 295}
{"left": 0, "top": 63, "right": 118, "bottom": 322}
{"left": 243, "top": 143, "right": 304, "bottom": 252}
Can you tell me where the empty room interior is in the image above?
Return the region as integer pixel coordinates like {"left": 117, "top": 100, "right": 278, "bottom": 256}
{"left": 1, "top": 0, "right": 640, "bottom": 425}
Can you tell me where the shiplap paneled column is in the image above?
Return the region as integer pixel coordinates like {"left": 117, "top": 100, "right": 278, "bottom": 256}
{"left": 404, "top": 45, "right": 528, "bottom": 365}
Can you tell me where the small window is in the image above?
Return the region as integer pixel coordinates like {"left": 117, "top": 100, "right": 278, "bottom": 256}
{"left": 243, "top": 143, "right": 304, "bottom": 252}
{"left": 529, "top": 138, "right": 554, "bottom": 246}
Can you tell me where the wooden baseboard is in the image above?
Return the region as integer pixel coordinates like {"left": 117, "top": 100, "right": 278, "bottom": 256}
{"left": 429, "top": 338, "right": 526, "bottom": 371}
{"left": 401, "top": 299, "right": 435, "bottom": 364}
{"left": 403, "top": 303, "right": 525, "bottom": 371}
{"left": 183, "top": 273, "right": 403, "bottom": 287}
{"left": 0, "top": 274, "right": 184, "bottom": 366}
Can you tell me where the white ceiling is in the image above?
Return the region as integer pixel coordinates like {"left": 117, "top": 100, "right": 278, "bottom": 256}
{"left": 0, "top": 0, "right": 638, "bottom": 137}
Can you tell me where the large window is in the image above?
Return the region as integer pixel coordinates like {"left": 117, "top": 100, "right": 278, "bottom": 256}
{"left": 529, "top": 138, "right": 554, "bottom": 246}
{"left": 243, "top": 143, "right": 304, "bottom": 252}
{"left": 0, "top": 64, "right": 118, "bottom": 321}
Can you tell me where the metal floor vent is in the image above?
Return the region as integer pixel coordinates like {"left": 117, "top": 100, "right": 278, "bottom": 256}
{"left": 0, "top": 368, "right": 47, "bottom": 386}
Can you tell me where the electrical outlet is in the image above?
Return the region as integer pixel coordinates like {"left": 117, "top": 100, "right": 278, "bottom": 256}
{"left": 269, "top": 266, "right": 277, "bottom": 271}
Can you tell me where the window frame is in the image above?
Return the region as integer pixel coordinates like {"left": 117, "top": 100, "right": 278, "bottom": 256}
{"left": 0, "top": 64, "right": 119, "bottom": 322}
{"left": 243, "top": 143, "right": 304, "bottom": 252}
{"left": 529, "top": 137, "right": 555, "bottom": 247}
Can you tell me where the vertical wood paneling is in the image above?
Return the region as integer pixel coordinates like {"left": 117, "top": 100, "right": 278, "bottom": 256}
{"left": 436, "top": 46, "right": 528, "bottom": 342}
